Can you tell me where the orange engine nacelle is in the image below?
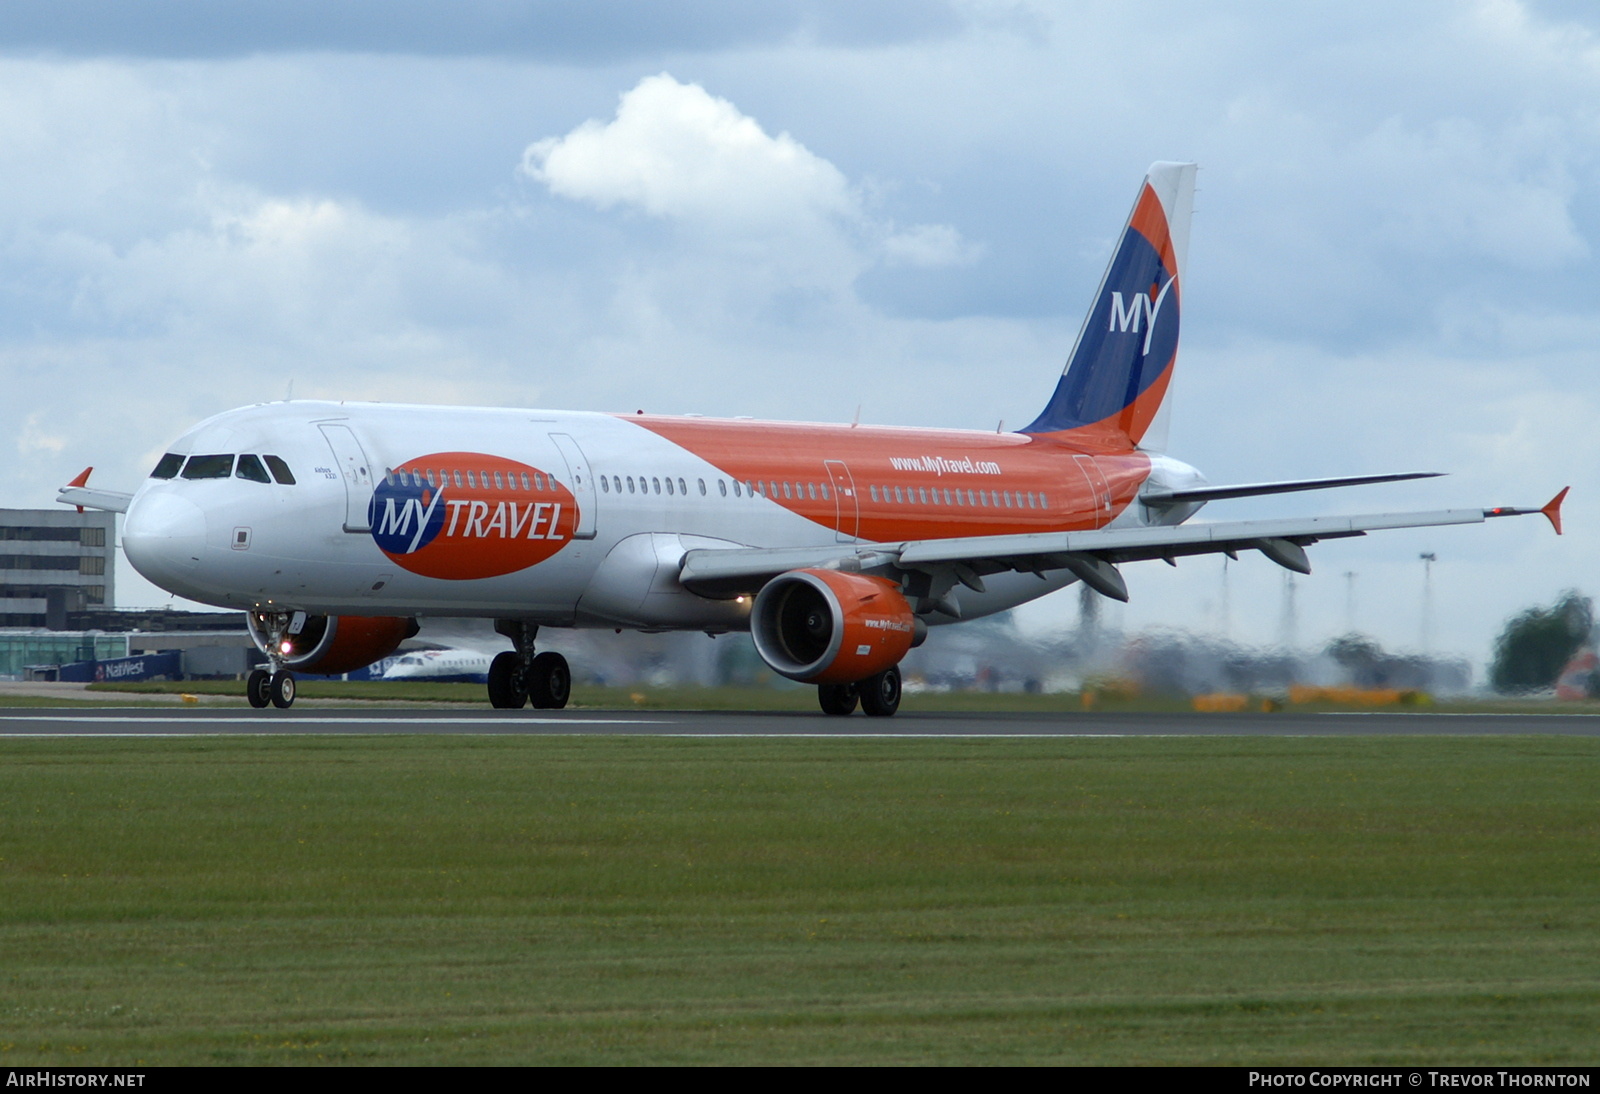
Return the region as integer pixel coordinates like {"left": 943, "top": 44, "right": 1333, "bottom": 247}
{"left": 246, "top": 613, "right": 418, "bottom": 675}
{"left": 751, "top": 569, "right": 918, "bottom": 684}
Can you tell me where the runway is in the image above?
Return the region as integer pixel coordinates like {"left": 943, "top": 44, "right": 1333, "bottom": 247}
{"left": 3, "top": 707, "right": 1600, "bottom": 736}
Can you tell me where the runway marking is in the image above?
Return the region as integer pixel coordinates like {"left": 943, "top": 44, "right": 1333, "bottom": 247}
{"left": 0, "top": 715, "right": 663, "bottom": 725}
{"left": 0, "top": 731, "right": 1330, "bottom": 740}
{"left": 1319, "top": 711, "right": 1600, "bottom": 718}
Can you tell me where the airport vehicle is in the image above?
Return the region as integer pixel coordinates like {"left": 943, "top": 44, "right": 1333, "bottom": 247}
{"left": 58, "top": 163, "right": 1565, "bottom": 714}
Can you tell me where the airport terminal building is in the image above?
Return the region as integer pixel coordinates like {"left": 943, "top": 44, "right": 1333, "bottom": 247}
{"left": 0, "top": 508, "right": 115, "bottom": 629}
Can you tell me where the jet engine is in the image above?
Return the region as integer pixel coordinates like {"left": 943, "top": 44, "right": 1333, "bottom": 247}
{"left": 751, "top": 569, "right": 921, "bottom": 684}
{"left": 246, "top": 612, "right": 418, "bottom": 675}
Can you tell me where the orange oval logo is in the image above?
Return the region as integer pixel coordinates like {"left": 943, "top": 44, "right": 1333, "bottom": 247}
{"left": 369, "top": 452, "right": 576, "bottom": 580}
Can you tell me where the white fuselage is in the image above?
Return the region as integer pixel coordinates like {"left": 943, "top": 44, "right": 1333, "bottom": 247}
{"left": 121, "top": 401, "right": 1202, "bottom": 631}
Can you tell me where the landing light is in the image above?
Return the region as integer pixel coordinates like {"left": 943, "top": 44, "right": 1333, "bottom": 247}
{"left": 280, "top": 640, "right": 292, "bottom": 654}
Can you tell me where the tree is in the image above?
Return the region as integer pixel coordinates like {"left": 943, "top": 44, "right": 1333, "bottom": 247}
{"left": 1327, "top": 633, "right": 1386, "bottom": 687}
{"left": 1490, "top": 592, "right": 1594, "bottom": 694}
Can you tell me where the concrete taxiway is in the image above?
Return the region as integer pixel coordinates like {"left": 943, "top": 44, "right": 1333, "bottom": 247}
{"left": 3, "top": 708, "right": 1600, "bottom": 736}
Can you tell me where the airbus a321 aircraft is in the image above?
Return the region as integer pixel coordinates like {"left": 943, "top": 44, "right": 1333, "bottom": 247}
{"left": 58, "top": 163, "right": 1566, "bottom": 715}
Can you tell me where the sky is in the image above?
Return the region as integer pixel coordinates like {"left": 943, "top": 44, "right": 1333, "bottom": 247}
{"left": 2, "top": 0, "right": 1597, "bottom": 675}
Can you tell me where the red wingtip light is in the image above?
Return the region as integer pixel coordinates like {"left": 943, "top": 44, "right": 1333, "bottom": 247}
{"left": 1542, "top": 487, "right": 1569, "bottom": 536}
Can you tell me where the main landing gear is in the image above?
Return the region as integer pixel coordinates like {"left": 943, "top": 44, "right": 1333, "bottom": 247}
{"left": 247, "top": 611, "right": 299, "bottom": 709}
{"left": 818, "top": 665, "right": 902, "bottom": 717}
{"left": 489, "top": 620, "right": 571, "bottom": 710}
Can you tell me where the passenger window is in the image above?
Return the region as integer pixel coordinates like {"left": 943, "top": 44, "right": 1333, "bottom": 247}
{"left": 652, "top": 477, "right": 661, "bottom": 494}
{"left": 150, "top": 453, "right": 184, "bottom": 479}
{"left": 181, "top": 454, "right": 234, "bottom": 480}
{"left": 601, "top": 476, "right": 610, "bottom": 493}
{"left": 627, "top": 477, "right": 635, "bottom": 494}
{"left": 521, "top": 472, "right": 532, "bottom": 490}
{"left": 718, "top": 480, "right": 727, "bottom": 497}
{"left": 493, "top": 471, "right": 504, "bottom": 490}
{"left": 699, "top": 479, "right": 707, "bottom": 496}
{"left": 235, "top": 454, "right": 271, "bottom": 484}
{"left": 453, "top": 470, "right": 463, "bottom": 487}
{"left": 679, "top": 478, "right": 687, "bottom": 496}
{"left": 870, "top": 485, "right": 879, "bottom": 502}
{"left": 275, "top": 458, "right": 302, "bottom": 486}
{"left": 781, "top": 482, "right": 791, "bottom": 499}
{"left": 820, "top": 483, "right": 829, "bottom": 500}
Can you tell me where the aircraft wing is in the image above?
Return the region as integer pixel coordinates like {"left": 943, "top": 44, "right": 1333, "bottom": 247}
{"left": 55, "top": 467, "right": 132, "bottom": 514}
{"left": 680, "top": 491, "right": 1566, "bottom": 604}
{"left": 56, "top": 486, "right": 133, "bottom": 513}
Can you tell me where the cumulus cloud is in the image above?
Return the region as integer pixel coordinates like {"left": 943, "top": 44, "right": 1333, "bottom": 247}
{"left": 521, "top": 73, "right": 973, "bottom": 269}
{"left": 524, "top": 74, "right": 854, "bottom": 231}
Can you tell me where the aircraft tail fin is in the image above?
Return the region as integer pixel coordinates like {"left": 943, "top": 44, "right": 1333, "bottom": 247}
{"left": 1021, "top": 162, "right": 1197, "bottom": 450}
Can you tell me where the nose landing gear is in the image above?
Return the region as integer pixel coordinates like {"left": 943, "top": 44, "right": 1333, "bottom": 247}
{"left": 490, "top": 620, "right": 571, "bottom": 710}
{"left": 246, "top": 611, "right": 299, "bottom": 709}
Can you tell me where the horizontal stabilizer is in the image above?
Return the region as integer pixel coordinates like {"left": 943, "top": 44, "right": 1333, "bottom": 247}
{"left": 1143, "top": 471, "right": 1443, "bottom": 506}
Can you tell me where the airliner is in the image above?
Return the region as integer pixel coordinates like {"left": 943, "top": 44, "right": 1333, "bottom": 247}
{"left": 58, "top": 163, "right": 1565, "bottom": 715}
{"left": 381, "top": 648, "right": 492, "bottom": 684}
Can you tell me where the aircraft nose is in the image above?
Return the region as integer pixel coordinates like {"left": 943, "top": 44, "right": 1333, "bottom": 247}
{"left": 123, "top": 492, "right": 207, "bottom": 588}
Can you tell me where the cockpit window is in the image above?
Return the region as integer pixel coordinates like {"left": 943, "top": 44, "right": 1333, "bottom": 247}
{"left": 180, "top": 454, "right": 234, "bottom": 480}
{"left": 263, "top": 455, "right": 296, "bottom": 485}
{"left": 150, "top": 453, "right": 184, "bottom": 479}
{"left": 235, "top": 454, "right": 271, "bottom": 484}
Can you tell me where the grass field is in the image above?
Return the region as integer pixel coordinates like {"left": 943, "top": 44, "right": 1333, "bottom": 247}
{"left": 0, "top": 734, "right": 1596, "bottom": 1064}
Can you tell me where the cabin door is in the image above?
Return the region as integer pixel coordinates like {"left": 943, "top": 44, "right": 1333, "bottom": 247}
{"left": 825, "top": 460, "right": 859, "bottom": 542}
{"left": 318, "top": 423, "right": 376, "bottom": 533}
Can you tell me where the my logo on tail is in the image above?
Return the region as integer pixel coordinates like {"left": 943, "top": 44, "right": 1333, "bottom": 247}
{"left": 1107, "top": 276, "right": 1175, "bottom": 355}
